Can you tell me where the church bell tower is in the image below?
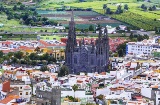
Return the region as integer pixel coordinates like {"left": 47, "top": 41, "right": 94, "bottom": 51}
{"left": 65, "top": 10, "right": 77, "bottom": 71}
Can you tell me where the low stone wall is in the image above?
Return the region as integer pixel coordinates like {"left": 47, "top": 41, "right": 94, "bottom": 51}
{"left": 62, "top": 101, "right": 81, "bottom": 105}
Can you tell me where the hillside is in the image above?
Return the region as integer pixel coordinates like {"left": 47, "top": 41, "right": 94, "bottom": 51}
{"left": 38, "top": 0, "right": 160, "bottom": 31}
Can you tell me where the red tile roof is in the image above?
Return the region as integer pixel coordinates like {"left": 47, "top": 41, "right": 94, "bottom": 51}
{"left": 0, "top": 95, "right": 20, "bottom": 104}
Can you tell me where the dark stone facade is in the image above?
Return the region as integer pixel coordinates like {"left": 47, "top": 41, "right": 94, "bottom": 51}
{"left": 36, "top": 86, "right": 61, "bottom": 105}
{"left": 65, "top": 11, "right": 110, "bottom": 74}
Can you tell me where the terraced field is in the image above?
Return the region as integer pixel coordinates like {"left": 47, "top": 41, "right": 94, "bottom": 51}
{"left": 63, "top": 0, "right": 160, "bottom": 30}
{"left": 37, "top": 9, "right": 123, "bottom": 29}
{"left": 37, "top": 0, "right": 160, "bottom": 30}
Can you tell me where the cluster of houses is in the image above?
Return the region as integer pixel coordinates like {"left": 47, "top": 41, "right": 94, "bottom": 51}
{"left": 61, "top": 37, "right": 126, "bottom": 52}
{"left": 126, "top": 36, "right": 160, "bottom": 56}
{"left": 0, "top": 36, "right": 126, "bottom": 56}
{"left": 0, "top": 55, "right": 159, "bottom": 105}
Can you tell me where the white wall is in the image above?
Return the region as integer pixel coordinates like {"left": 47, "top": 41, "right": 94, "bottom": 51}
{"left": 32, "top": 85, "right": 36, "bottom": 95}
{"left": 61, "top": 90, "right": 93, "bottom": 98}
{"left": 141, "top": 88, "right": 152, "bottom": 98}
{"left": 110, "top": 70, "right": 126, "bottom": 79}
{"left": 156, "top": 92, "right": 160, "bottom": 105}
{"left": 10, "top": 85, "right": 31, "bottom": 102}
{"left": 96, "top": 87, "right": 110, "bottom": 96}
{"left": 127, "top": 44, "right": 153, "bottom": 55}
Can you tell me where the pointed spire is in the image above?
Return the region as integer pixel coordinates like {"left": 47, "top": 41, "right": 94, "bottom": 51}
{"left": 104, "top": 27, "right": 108, "bottom": 36}
{"left": 79, "top": 40, "right": 81, "bottom": 47}
{"left": 82, "top": 37, "right": 85, "bottom": 45}
{"left": 91, "top": 39, "right": 93, "bottom": 44}
{"left": 98, "top": 27, "right": 102, "bottom": 38}
{"left": 71, "top": 9, "right": 74, "bottom": 22}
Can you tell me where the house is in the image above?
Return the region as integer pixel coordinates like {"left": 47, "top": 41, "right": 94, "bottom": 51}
{"left": 10, "top": 81, "right": 32, "bottom": 102}
{"left": 0, "top": 95, "right": 27, "bottom": 105}
{"left": 126, "top": 36, "right": 160, "bottom": 55}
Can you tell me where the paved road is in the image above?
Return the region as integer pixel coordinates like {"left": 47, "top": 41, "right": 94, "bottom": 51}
{"left": 0, "top": 32, "right": 98, "bottom": 35}
{"left": 0, "top": 31, "right": 152, "bottom": 36}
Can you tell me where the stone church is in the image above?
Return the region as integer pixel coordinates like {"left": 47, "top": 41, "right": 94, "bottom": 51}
{"left": 65, "top": 11, "right": 110, "bottom": 74}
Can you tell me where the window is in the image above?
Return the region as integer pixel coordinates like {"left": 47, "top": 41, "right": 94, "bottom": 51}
{"left": 26, "top": 92, "right": 28, "bottom": 95}
{"left": 101, "top": 59, "right": 103, "bottom": 66}
{"left": 74, "top": 56, "right": 77, "bottom": 64}
{"left": 158, "top": 98, "right": 160, "bottom": 100}
{"left": 20, "top": 87, "right": 22, "bottom": 89}
{"left": 20, "top": 93, "right": 22, "bottom": 95}
{"left": 91, "top": 57, "right": 94, "bottom": 65}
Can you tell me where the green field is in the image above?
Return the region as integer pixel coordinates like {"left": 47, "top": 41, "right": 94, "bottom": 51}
{"left": 2, "top": 0, "right": 160, "bottom": 32}
{"left": 0, "top": 14, "right": 58, "bottom": 33}
{"left": 38, "top": 0, "right": 160, "bottom": 31}
{"left": 66, "top": 1, "right": 160, "bottom": 30}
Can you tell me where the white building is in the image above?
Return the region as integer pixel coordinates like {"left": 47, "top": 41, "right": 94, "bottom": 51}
{"left": 10, "top": 85, "right": 32, "bottom": 102}
{"left": 96, "top": 25, "right": 116, "bottom": 34}
{"left": 126, "top": 36, "right": 160, "bottom": 55}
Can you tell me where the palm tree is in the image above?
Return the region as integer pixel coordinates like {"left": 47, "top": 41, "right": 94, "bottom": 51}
{"left": 72, "top": 84, "right": 78, "bottom": 102}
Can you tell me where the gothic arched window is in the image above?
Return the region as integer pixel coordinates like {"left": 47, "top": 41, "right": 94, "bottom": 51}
{"left": 98, "top": 59, "right": 100, "bottom": 66}
{"left": 74, "top": 56, "right": 77, "bottom": 64}
{"left": 91, "top": 57, "right": 94, "bottom": 65}
{"left": 80, "top": 53, "right": 88, "bottom": 63}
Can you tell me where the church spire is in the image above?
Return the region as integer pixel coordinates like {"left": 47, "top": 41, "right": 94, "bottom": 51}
{"left": 98, "top": 27, "right": 102, "bottom": 39}
{"left": 71, "top": 9, "right": 74, "bottom": 22}
{"left": 104, "top": 27, "right": 108, "bottom": 36}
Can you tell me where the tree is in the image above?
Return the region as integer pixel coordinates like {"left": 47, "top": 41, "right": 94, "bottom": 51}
{"left": 143, "top": 34, "right": 149, "bottom": 40}
{"left": 116, "top": 42, "right": 128, "bottom": 57}
{"left": 103, "top": 4, "right": 107, "bottom": 9}
{"left": 3, "top": 55, "right": 10, "bottom": 63}
{"left": 106, "top": 8, "right": 111, "bottom": 14}
{"left": 72, "top": 84, "right": 78, "bottom": 102}
{"left": 29, "top": 53, "right": 38, "bottom": 60}
{"left": 148, "top": 7, "right": 153, "bottom": 11}
{"left": 143, "top": 6, "right": 147, "bottom": 11}
{"left": 152, "top": 5, "right": 156, "bottom": 11}
{"left": 11, "top": 57, "right": 17, "bottom": 65}
{"left": 0, "top": 50, "right": 3, "bottom": 58}
{"left": 17, "top": 2, "right": 22, "bottom": 5}
{"left": 118, "top": 49, "right": 124, "bottom": 57}
{"left": 58, "top": 65, "right": 69, "bottom": 77}
{"left": 13, "top": 5, "right": 17, "bottom": 11}
{"left": 124, "top": 4, "right": 129, "bottom": 10}
{"left": 0, "top": 58, "right": 4, "bottom": 64}
{"left": 141, "top": 4, "right": 145, "bottom": 9}
{"left": 20, "top": 4, "right": 25, "bottom": 10}
{"left": 22, "top": 12, "right": 29, "bottom": 21}
{"left": 129, "top": 33, "right": 134, "bottom": 40}
{"left": 103, "top": 4, "right": 107, "bottom": 14}
{"left": 115, "top": 5, "right": 123, "bottom": 14}
{"left": 40, "top": 66, "right": 49, "bottom": 72}
{"left": 31, "top": 60, "right": 37, "bottom": 66}
{"left": 14, "top": 51, "right": 23, "bottom": 60}
{"left": 137, "top": 35, "right": 143, "bottom": 41}
{"left": 24, "top": 56, "right": 30, "bottom": 66}
{"left": 89, "top": 25, "right": 94, "bottom": 31}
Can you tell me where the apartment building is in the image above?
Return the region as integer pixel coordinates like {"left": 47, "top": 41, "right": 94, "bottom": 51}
{"left": 126, "top": 36, "right": 160, "bottom": 55}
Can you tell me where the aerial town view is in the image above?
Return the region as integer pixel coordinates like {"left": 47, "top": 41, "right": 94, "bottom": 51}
{"left": 0, "top": 0, "right": 160, "bottom": 105}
